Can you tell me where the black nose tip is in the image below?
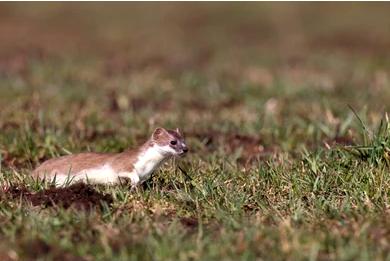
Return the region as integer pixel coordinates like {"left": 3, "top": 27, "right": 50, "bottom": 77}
{"left": 183, "top": 147, "right": 188, "bottom": 153}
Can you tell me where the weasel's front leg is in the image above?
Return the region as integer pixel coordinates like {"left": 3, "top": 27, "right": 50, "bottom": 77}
{"left": 118, "top": 172, "right": 140, "bottom": 188}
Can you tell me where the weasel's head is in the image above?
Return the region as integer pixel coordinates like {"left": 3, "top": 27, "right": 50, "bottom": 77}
{"left": 151, "top": 127, "right": 188, "bottom": 157}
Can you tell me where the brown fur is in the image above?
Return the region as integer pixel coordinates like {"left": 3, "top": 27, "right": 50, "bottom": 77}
{"left": 32, "top": 152, "right": 117, "bottom": 178}
{"left": 31, "top": 146, "right": 148, "bottom": 179}
{"left": 110, "top": 140, "right": 152, "bottom": 172}
{"left": 153, "top": 128, "right": 187, "bottom": 151}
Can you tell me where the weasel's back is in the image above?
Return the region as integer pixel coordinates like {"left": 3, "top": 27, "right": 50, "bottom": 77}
{"left": 32, "top": 152, "right": 116, "bottom": 179}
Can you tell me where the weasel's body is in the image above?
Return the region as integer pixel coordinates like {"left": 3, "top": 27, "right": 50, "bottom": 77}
{"left": 32, "top": 128, "right": 188, "bottom": 187}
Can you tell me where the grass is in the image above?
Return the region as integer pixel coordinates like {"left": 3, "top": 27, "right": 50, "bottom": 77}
{"left": 0, "top": 3, "right": 390, "bottom": 261}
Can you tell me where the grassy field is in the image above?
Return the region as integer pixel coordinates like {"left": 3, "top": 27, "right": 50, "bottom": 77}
{"left": 0, "top": 3, "right": 390, "bottom": 260}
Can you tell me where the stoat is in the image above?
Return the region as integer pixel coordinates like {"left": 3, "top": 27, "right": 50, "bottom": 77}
{"left": 32, "top": 127, "right": 188, "bottom": 187}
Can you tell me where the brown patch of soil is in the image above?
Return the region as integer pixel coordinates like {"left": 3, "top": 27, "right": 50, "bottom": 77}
{"left": 21, "top": 240, "right": 51, "bottom": 260}
{"left": 0, "top": 150, "right": 28, "bottom": 169}
{"left": 309, "top": 31, "right": 390, "bottom": 56}
{"left": 20, "top": 238, "right": 88, "bottom": 261}
{"left": 326, "top": 136, "right": 355, "bottom": 146}
{"left": 0, "top": 121, "right": 20, "bottom": 131}
{"left": 152, "top": 208, "right": 199, "bottom": 232}
{"left": 226, "top": 134, "right": 265, "bottom": 162}
{"left": 4, "top": 185, "right": 30, "bottom": 198}
{"left": 0, "top": 53, "right": 30, "bottom": 76}
{"left": 189, "top": 131, "right": 277, "bottom": 164}
{"left": 180, "top": 217, "right": 199, "bottom": 230}
{"left": 4, "top": 183, "right": 113, "bottom": 210}
{"left": 83, "top": 128, "right": 116, "bottom": 142}
{"left": 332, "top": 136, "right": 355, "bottom": 145}
{"left": 184, "top": 98, "right": 240, "bottom": 112}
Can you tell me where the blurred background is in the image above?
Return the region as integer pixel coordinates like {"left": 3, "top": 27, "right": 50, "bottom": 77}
{"left": 1, "top": 3, "right": 389, "bottom": 69}
{"left": 1, "top": 3, "right": 390, "bottom": 164}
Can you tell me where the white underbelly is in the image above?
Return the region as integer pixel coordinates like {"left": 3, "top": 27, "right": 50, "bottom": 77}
{"left": 50, "top": 164, "right": 137, "bottom": 186}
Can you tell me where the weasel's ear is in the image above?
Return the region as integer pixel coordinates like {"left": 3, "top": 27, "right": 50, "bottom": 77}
{"left": 175, "top": 128, "right": 181, "bottom": 134}
{"left": 152, "top": 127, "right": 167, "bottom": 140}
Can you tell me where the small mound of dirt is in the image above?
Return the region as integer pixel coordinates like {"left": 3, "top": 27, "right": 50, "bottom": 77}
{"left": 226, "top": 134, "right": 278, "bottom": 165}
{"left": 189, "top": 131, "right": 277, "bottom": 164}
{"left": 20, "top": 238, "right": 89, "bottom": 261}
{"left": 180, "top": 217, "right": 199, "bottom": 230}
{"left": 4, "top": 183, "right": 113, "bottom": 210}
{"left": 0, "top": 150, "right": 28, "bottom": 169}
{"left": 325, "top": 136, "right": 355, "bottom": 147}
{"left": 5, "top": 185, "right": 31, "bottom": 198}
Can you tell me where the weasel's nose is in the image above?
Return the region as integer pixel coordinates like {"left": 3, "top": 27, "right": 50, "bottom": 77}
{"left": 183, "top": 147, "right": 188, "bottom": 153}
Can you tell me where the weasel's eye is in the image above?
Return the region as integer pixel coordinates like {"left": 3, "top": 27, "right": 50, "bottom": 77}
{"left": 170, "top": 140, "right": 177, "bottom": 145}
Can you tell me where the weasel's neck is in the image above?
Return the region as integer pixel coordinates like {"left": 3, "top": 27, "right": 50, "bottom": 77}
{"left": 133, "top": 141, "right": 168, "bottom": 179}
